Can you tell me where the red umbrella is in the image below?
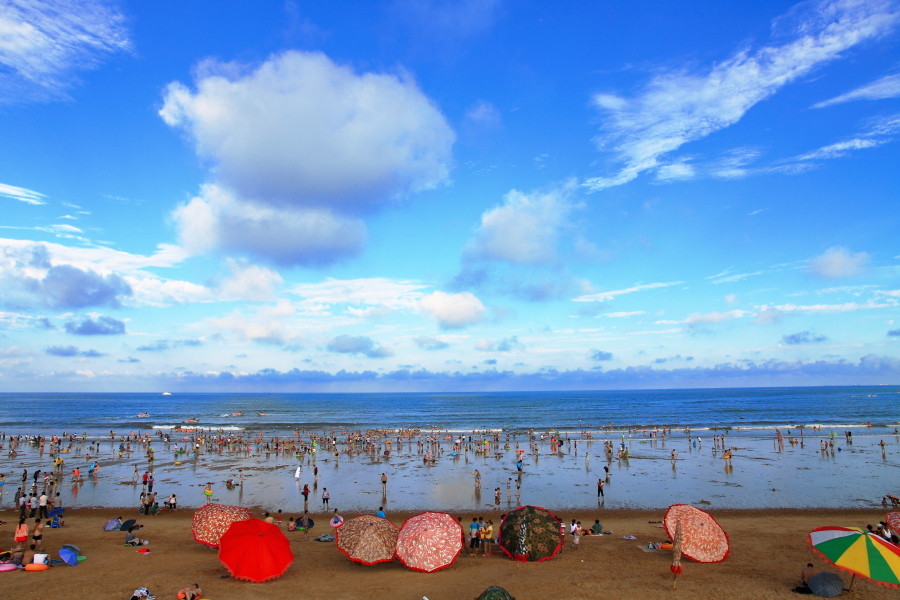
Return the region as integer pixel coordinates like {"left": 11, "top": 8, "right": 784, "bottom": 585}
{"left": 336, "top": 514, "right": 400, "bottom": 565}
{"left": 663, "top": 504, "right": 729, "bottom": 563}
{"left": 218, "top": 518, "right": 293, "bottom": 582}
{"left": 192, "top": 503, "right": 252, "bottom": 548}
{"left": 395, "top": 511, "right": 463, "bottom": 573}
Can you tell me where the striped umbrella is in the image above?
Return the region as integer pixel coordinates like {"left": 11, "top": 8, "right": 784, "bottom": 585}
{"left": 809, "top": 526, "right": 900, "bottom": 589}
{"left": 663, "top": 504, "right": 729, "bottom": 563}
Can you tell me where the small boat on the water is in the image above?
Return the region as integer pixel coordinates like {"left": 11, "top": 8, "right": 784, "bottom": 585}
{"left": 137, "top": 412, "right": 150, "bottom": 418}
{"left": 231, "top": 411, "right": 244, "bottom": 416}
{"left": 183, "top": 418, "right": 199, "bottom": 424}
{"left": 256, "top": 412, "right": 267, "bottom": 416}
{"left": 161, "top": 392, "right": 172, "bottom": 396}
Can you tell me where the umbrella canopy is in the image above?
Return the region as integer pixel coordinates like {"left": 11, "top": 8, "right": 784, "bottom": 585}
{"left": 809, "top": 526, "right": 900, "bottom": 588}
{"left": 497, "top": 505, "right": 564, "bottom": 562}
{"left": 103, "top": 518, "right": 121, "bottom": 531}
{"left": 808, "top": 572, "right": 845, "bottom": 597}
{"left": 336, "top": 515, "right": 399, "bottom": 566}
{"left": 887, "top": 512, "right": 900, "bottom": 535}
{"left": 395, "top": 511, "right": 463, "bottom": 573}
{"left": 192, "top": 503, "right": 252, "bottom": 548}
{"left": 120, "top": 519, "right": 137, "bottom": 531}
{"left": 48, "top": 507, "right": 65, "bottom": 517}
{"left": 476, "top": 586, "right": 515, "bottom": 600}
{"left": 218, "top": 518, "right": 293, "bottom": 582}
{"left": 59, "top": 548, "right": 79, "bottom": 566}
{"left": 663, "top": 504, "right": 730, "bottom": 563}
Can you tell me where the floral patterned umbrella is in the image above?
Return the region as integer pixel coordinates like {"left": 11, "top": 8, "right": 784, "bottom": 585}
{"left": 886, "top": 512, "right": 900, "bottom": 536}
{"left": 336, "top": 514, "right": 400, "bottom": 566}
{"left": 497, "top": 505, "right": 564, "bottom": 562}
{"left": 663, "top": 504, "right": 729, "bottom": 563}
{"left": 395, "top": 511, "right": 463, "bottom": 573}
{"left": 192, "top": 503, "right": 252, "bottom": 548}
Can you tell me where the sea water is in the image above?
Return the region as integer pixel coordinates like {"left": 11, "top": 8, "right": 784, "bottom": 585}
{"left": 0, "top": 386, "right": 897, "bottom": 512}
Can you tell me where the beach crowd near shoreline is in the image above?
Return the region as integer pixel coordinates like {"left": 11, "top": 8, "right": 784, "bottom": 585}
{"left": 0, "top": 424, "right": 899, "bottom": 599}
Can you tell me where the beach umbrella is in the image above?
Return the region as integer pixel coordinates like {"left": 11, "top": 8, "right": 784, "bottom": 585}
{"left": 218, "top": 518, "right": 293, "bottom": 582}
{"left": 476, "top": 585, "right": 516, "bottom": 600}
{"left": 120, "top": 518, "right": 137, "bottom": 531}
{"left": 395, "top": 511, "right": 463, "bottom": 573}
{"left": 497, "top": 505, "right": 564, "bottom": 562}
{"left": 336, "top": 514, "right": 400, "bottom": 565}
{"left": 809, "top": 526, "right": 900, "bottom": 589}
{"left": 192, "top": 503, "right": 252, "bottom": 548}
{"left": 670, "top": 518, "right": 684, "bottom": 588}
{"left": 808, "top": 572, "right": 844, "bottom": 597}
{"left": 103, "top": 518, "right": 121, "bottom": 531}
{"left": 663, "top": 504, "right": 729, "bottom": 563}
{"left": 59, "top": 547, "right": 79, "bottom": 566}
{"left": 886, "top": 512, "right": 900, "bottom": 535}
{"left": 62, "top": 543, "right": 80, "bottom": 554}
{"left": 48, "top": 507, "right": 65, "bottom": 517}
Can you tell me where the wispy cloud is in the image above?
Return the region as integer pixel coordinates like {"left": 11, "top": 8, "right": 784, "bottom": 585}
{"left": 573, "top": 281, "right": 683, "bottom": 303}
{"left": 584, "top": 0, "right": 900, "bottom": 190}
{"left": 814, "top": 72, "right": 900, "bottom": 108}
{"left": 0, "top": 182, "right": 46, "bottom": 205}
{"left": 0, "top": 0, "right": 130, "bottom": 103}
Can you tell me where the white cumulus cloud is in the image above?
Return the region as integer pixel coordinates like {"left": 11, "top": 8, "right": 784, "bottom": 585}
{"left": 419, "top": 290, "right": 487, "bottom": 329}
{"left": 809, "top": 246, "right": 870, "bottom": 278}
{"left": 468, "top": 183, "right": 576, "bottom": 265}
{"left": 161, "top": 51, "right": 454, "bottom": 265}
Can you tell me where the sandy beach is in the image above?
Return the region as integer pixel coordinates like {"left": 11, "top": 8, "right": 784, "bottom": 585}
{"left": 2, "top": 506, "right": 897, "bottom": 600}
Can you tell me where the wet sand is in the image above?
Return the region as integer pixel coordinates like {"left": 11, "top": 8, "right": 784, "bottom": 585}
{"left": 3, "top": 428, "right": 897, "bottom": 512}
{"left": 1, "top": 506, "right": 897, "bottom": 600}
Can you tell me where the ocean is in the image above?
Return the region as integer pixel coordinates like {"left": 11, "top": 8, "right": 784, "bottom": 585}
{"left": 0, "top": 386, "right": 897, "bottom": 513}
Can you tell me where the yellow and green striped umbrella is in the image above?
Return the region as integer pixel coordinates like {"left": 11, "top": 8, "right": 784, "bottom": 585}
{"left": 809, "top": 526, "right": 900, "bottom": 588}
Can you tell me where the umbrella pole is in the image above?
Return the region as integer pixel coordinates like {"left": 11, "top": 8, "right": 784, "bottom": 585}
{"left": 847, "top": 573, "right": 855, "bottom": 591}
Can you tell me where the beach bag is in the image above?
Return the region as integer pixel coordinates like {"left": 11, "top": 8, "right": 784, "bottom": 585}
{"left": 314, "top": 533, "right": 335, "bottom": 542}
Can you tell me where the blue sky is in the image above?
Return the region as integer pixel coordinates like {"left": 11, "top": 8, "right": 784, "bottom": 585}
{"left": 1, "top": 0, "right": 899, "bottom": 392}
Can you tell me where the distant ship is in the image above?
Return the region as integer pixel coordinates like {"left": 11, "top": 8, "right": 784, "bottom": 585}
{"left": 162, "top": 392, "right": 172, "bottom": 396}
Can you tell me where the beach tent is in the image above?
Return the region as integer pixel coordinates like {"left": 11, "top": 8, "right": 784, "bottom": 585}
{"left": 218, "top": 518, "right": 293, "bottom": 582}
{"left": 497, "top": 505, "right": 564, "bottom": 562}
{"left": 809, "top": 526, "right": 900, "bottom": 590}
{"left": 336, "top": 514, "right": 399, "bottom": 566}
{"left": 192, "top": 503, "right": 252, "bottom": 548}
{"left": 395, "top": 511, "right": 463, "bottom": 573}
{"left": 663, "top": 504, "right": 730, "bottom": 563}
